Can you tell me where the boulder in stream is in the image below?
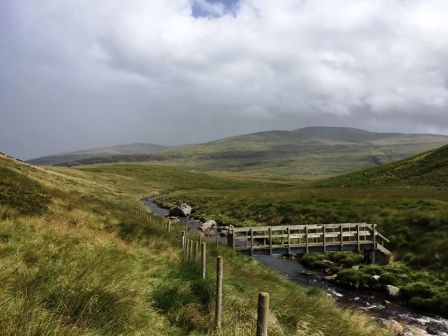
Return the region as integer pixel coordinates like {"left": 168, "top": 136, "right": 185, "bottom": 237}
{"left": 201, "top": 220, "right": 217, "bottom": 232}
{"left": 169, "top": 203, "right": 192, "bottom": 217}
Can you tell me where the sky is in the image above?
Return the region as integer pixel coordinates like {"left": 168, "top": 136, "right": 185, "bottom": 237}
{"left": 1, "top": 0, "right": 448, "bottom": 159}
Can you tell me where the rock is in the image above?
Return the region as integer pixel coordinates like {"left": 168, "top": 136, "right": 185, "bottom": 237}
{"left": 168, "top": 203, "right": 192, "bottom": 217}
{"left": 372, "top": 275, "right": 381, "bottom": 281}
{"left": 386, "top": 285, "right": 401, "bottom": 298}
{"left": 168, "top": 216, "right": 180, "bottom": 223}
{"left": 314, "top": 260, "right": 334, "bottom": 268}
{"left": 381, "top": 319, "right": 404, "bottom": 335}
{"left": 200, "top": 220, "right": 217, "bottom": 232}
{"left": 406, "top": 325, "right": 428, "bottom": 336}
{"left": 301, "top": 270, "right": 316, "bottom": 276}
{"left": 352, "top": 265, "right": 360, "bottom": 271}
{"left": 324, "top": 274, "right": 338, "bottom": 281}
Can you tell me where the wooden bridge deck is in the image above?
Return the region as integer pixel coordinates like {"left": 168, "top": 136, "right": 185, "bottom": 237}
{"left": 227, "top": 223, "right": 391, "bottom": 259}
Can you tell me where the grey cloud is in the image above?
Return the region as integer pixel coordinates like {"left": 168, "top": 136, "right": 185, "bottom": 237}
{"left": 1, "top": 0, "right": 448, "bottom": 159}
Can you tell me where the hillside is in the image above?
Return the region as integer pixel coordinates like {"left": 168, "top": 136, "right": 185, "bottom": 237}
{"left": 28, "top": 142, "right": 167, "bottom": 165}
{"left": 0, "top": 153, "right": 390, "bottom": 335}
{"left": 317, "top": 144, "right": 448, "bottom": 187}
{"left": 30, "top": 127, "right": 448, "bottom": 179}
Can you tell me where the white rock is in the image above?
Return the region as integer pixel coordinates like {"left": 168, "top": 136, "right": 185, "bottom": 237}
{"left": 201, "top": 220, "right": 217, "bottom": 232}
{"left": 386, "top": 285, "right": 401, "bottom": 297}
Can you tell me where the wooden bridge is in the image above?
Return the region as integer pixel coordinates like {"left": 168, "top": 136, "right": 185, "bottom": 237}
{"left": 227, "top": 223, "right": 391, "bottom": 263}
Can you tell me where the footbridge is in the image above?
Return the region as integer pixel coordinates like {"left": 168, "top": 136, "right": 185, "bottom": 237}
{"left": 227, "top": 223, "right": 391, "bottom": 263}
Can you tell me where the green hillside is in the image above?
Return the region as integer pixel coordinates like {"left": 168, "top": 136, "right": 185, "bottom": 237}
{"left": 318, "top": 144, "right": 448, "bottom": 187}
{"left": 31, "top": 127, "right": 448, "bottom": 179}
{"left": 28, "top": 143, "right": 167, "bottom": 165}
{"left": 0, "top": 153, "right": 390, "bottom": 335}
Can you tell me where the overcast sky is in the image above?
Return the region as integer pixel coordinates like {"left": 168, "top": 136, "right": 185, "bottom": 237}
{"left": 2, "top": 0, "right": 448, "bottom": 159}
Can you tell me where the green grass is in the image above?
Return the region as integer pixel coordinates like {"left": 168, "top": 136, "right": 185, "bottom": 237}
{"left": 317, "top": 145, "right": 448, "bottom": 187}
{"left": 0, "top": 154, "right": 391, "bottom": 335}
{"left": 31, "top": 127, "right": 448, "bottom": 179}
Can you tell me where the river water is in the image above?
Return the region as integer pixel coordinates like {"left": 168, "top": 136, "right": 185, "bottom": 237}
{"left": 144, "top": 199, "right": 448, "bottom": 336}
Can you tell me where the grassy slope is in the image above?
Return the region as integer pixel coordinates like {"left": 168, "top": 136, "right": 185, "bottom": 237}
{"left": 31, "top": 127, "right": 448, "bottom": 179}
{"left": 28, "top": 143, "right": 167, "bottom": 165}
{"left": 77, "top": 148, "right": 448, "bottom": 315}
{"left": 0, "top": 154, "right": 390, "bottom": 335}
{"left": 317, "top": 145, "right": 448, "bottom": 187}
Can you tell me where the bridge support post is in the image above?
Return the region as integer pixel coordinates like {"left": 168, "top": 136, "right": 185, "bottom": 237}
{"left": 340, "top": 226, "right": 343, "bottom": 251}
{"left": 364, "top": 250, "right": 376, "bottom": 264}
{"left": 305, "top": 227, "right": 309, "bottom": 253}
{"left": 322, "top": 225, "right": 327, "bottom": 253}
{"left": 268, "top": 228, "right": 272, "bottom": 255}
{"left": 250, "top": 229, "right": 254, "bottom": 256}
{"left": 357, "top": 224, "right": 360, "bottom": 252}
{"left": 287, "top": 227, "right": 291, "bottom": 254}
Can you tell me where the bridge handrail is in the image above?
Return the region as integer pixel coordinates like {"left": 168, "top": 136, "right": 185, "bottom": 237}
{"left": 230, "top": 223, "right": 370, "bottom": 233}
{"left": 375, "top": 230, "right": 390, "bottom": 243}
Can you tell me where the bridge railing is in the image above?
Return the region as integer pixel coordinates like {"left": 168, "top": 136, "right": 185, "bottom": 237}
{"left": 228, "top": 223, "right": 390, "bottom": 255}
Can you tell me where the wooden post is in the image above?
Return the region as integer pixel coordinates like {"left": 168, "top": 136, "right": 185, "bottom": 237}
{"left": 215, "top": 256, "right": 223, "bottom": 331}
{"left": 268, "top": 227, "right": 272, "bottom": 255}
{"left": 250, "top": 229, "right": 254, "bottom": 256}
{"left": 189, "top": 240, "right": 194, "bottom": 262}
{"left": 372, "top": 224, "right": 376, "bottom": 264}
{"left": 357, "top": 224, "right": 360, "bottom": 252}
{"left": 167, "top": 220, "right": 171, "bottom": 232}
{"left": 305, "top": 227, "right": 309, "bottom": 253}
{"left": 186, "top": 239, "right": 191, "bottom": 260}
{"left": 201, "top": 242, "right": 206, "bottom": 279}
{"left": 181, "top": 231, "right": 186, "bottom": 250}
{"left": 323, "top": 225, "right": 326, "bottom": 253}
{"left": 287, "top": 227, "right": 291, "bottom": 254}
{"left": 216, "top": 235, "right": 219, "bottom": 248}
{"left": 340, "top": 225, "right": 343, "bottom": 251}
{"left": 256, "top": 292, "right": 269, "bottom": 336}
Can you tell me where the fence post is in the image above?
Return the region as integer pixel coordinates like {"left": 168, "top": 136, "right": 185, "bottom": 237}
{"left": 256, "top": 292, "right": 269, "bottom": 336}
{"left": 168, "top": 220, "right": 171, "bottom": 233}
{"left": 181, "top": 231, "right": 186, "bottom": 250}
{"left": 215, "top": 256, "right": 223, "bottom": 331}
{"left": 201, "top": 242, "right": 206, "bottom": 279}
{"left": 189, "top": 240, "right": 194, "bottom": 262}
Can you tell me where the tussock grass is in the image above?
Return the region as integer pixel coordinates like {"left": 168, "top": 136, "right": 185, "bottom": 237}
{"left": 0, "top": 154, "right": 391, "bottom": 335}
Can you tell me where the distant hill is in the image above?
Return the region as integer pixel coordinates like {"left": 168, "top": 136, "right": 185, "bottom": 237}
{"left": 317, "top": 144, "right": 448, "bottom": 187}
{"left": 28, "top": 143, "right": 167, "bottom": 165}
{"left": 28, "top": 127, "right": 448, "bottom": 178}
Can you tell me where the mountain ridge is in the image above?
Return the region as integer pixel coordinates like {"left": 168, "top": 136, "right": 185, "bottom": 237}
{"left": 27, "top": 127, "right": 448, "bottom": 178}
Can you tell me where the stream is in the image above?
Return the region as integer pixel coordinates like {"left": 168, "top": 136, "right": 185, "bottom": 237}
{"left": 144, "top": 199, "right": 448, "bottom": 336}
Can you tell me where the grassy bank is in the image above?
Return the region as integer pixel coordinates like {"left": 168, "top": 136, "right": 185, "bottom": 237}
{"left": 75, "top": 161, "right": 448, "bottom": 316}
{"left": 0, "top": 155, "right": 391, "bottom": 335}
